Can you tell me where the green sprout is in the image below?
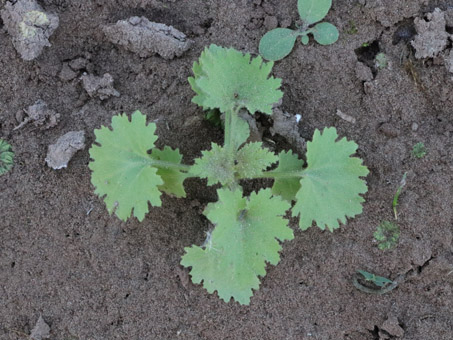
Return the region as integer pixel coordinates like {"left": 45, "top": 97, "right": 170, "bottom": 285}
{"left": 259, "top": 0, "right": 339, "bottom": 61}
{"left": 374, "top": 220, "right": 400, "bottom": 250}
{"left": 411, "top": 142, "right": 427, "bottom": 159}
{"left": 375, "top": 52, "right": 388, "bottom": 69}
{"left": 0, "top": 139, "right": 14, "bottom": 175}
{"left": 89, "top": 45, "right": 369, "bottom": 305}
{"left": 392, "top": 172, "right": 407, "bottom": 220}
{"left": 353, "top": 270, "right": 397, "bottom": 295}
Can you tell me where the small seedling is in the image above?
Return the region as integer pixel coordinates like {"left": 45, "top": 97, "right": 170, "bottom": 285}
{"left": 375, "top": 52, "right": 388, "bottom": 69}
{"left": 411, "top": 142, "right": 427, "bottom": 159}
{"left": 0, "top": 139, "right": 14, "bottom": 175}
{"left": 374, "top": 220, "right": 400, "bottom": 250}
{"left": 259, "top": 0, "right": 339, "bottom": 61}
{"left": 357, "top": 270, "right": 393, "bottom": 287}
{"left": 89, "top": 45, "right": 368, "bottom": 305}
{"left": 392, "top": 172, "right": 407, "bottom": 220}
{"left": 354, "top": 270, "right": 397, "bottom": 295}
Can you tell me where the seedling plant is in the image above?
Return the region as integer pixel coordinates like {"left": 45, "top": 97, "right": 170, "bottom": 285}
{"left": 0, "top": 139, "right": 14, "bottom": 175}
{"left": 259, "top": 0, "right": 339, "bottom": 61}
{"left": 374, "top": 220, "right": 400, "bottom": 250}
{"left": 89, "top": 45, "right": 368, "bottom": 305}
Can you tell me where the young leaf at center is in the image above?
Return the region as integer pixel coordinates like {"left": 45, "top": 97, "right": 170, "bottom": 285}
{"left": 292, "top": 127, "right": 369, "bottom": 231}
{"left": 181, "top": 188, "right": 293, "bottom": 305}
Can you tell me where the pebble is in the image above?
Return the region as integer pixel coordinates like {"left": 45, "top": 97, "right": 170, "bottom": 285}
{"left": 411, "top": 122, "right": 419, "bottom": 131}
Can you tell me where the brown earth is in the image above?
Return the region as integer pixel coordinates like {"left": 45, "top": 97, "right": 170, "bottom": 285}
{"left": 1, "top": 0, "right": 453, "bottom": 339}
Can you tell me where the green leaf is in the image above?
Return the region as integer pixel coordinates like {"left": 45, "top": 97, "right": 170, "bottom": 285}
{"left": 189, "top": 45, "right": 283, "bottom": 115}
{"left": 191, "top": 143, "right": 235, "bottom": 186}
{"left": 0, "top": 139, "right": 14, "bottom": 176}
{"left": 312, "top": 22, "right": 339, "bottom": 45}
{"left": 298, "top": 0, "right": 332, "bottom": 25}
{"left": 232, "top": 116, "right": 250, "bottom": 151}
{"left": 259, "top": 28, "right": 298, "bottom": 61}
{"left": 235, "top": 142, "right": 278, "bottom": 179}
{"left": 357, "top": 270, "right": 393, "bottom": 287}
{"left": 374, "top": 221, "right": 400, "bottom": 250}
{"left": 150, "top": 146, "right": 187, "bottom": 198}
{"left": 89, "top": 111, "right": 164, "bottom": 221}
{"left": 271, "top": 150, "right": 304, "bottom": 201}
{"left": 292, "top": 127, "right": 369, "bottom": 231}
{"left": 301, "top": 35, "right": 309, "bottom": 45}
{"left": 181, "top": 188, "right": 293, "bottom": 305}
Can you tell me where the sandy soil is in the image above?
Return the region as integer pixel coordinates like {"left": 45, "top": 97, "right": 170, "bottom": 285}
{"left": 1, "top": 0, "right": 452, "bottom": 339}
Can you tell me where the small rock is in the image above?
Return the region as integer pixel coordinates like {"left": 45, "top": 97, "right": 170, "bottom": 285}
{"left": 411, "top": 8, "right": 449, "bottom": 59}
{"left": 381, "top": 315, "right": 404, "bottom": 338}
{"left": 355, "top": 62, "right": 373, "bottom": 81}
{"left": 30, "top": 315, "right": 50, "bottom": 340}
{"left": 45, "top": 130, "right": 85, "bottom": 170}
{"left": 69, "top": 57, "right": 88, "bottom": 71}
{"left": 335, "top": 109, "right": 356, "bottom": 124}
{"left": 81, "top": 73, "right": 120, "bottom": 100}
{"left": 378, "top": 122, "right": 399, "bottom": 138}
{"left": 0, "top": 0, "right": 59, "bottom": 61}
{"left": 14, "top": 99, "right": 60, "bottom": 130}
{"left": 59, "top": 62, "right": 77, "bottom": 81}
{"left": 263, "top": 15, "right": 278, "bottom": 30}
{"left": 411, "top": 122, "right": 419, "bottom": 131}
{"left": 103, "top": 16, "right": 193, "bottom": 60}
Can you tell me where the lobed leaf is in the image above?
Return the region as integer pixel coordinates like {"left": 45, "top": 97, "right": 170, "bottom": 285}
{"left": 292, "top": 127, "right": 369, "bottom": 231}
{"left": 89, "top": 111, "right": 164, "bottom": 221}
{"left": 181, "top": 188, "right": 293, "bottom": 305}
{"left": 271, "top": 150, "right": 304, "bottom": 202}
{"left": 298, "top": 0, "right": 332, "bottom": 25}
{"left": 235, "top": 142, "right": 278, "bottom": 179}
{"left": 189, "top": 45, "right": 283, "bottom": 115}
{"left": 150, "top": 146, "right": 187, "bottom": 198}
{"left": 312, "top": 22, "right": 339, "bottom": 45}
{"left": 259, "top": 28, "right": 299, "bottom": 61}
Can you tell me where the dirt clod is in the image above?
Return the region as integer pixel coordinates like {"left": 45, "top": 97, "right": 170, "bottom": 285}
{"left": 103, "top": 17, "right": 193, "bottom": 60}
{"left": 270, "top": 108, "right": 306, "bottom": 154}
{"left": 14, "top": 99, "right": 60, "bottom": 130}
{"left": 381, "top": 315, "right": 404, "bottom": 338}
{"left": 81, "top": 73, "right": 120, "bottom": 100}
{"left": 412, "top": 8, "right": 450, "bottom": 59}
{"left": 0, "top": 0, "right": 59, "bottom": 61}
{"left": 45, "top": 130, "right": 85, "bottom": 170}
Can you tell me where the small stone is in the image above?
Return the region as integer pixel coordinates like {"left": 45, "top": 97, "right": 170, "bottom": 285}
{"left": 355, "top": 62, "right": 373, "bottom": 81}
{"left": 263, "top": 15, "right": 278, "bottom": 30}
{"left": 30, "top": 315, "right": 50, "bottom": 340}
{"left": 59, "top": 63, "right": 77, "bottom": 81}
{"left": 378, "top": 122, "right": 399, "bottom": 138}
{"left": 381, "top": 315, "right": 404, "bottom": 338}
{"left": 411, "top": 122, "right": 419, "bottom": 131}
{"left": 45, "top": 130, "right": 85, "bottom": 170}
{"left": 69, "top": 57, "right": 88, "bottom": 71}
{"left": 81, "top": 73, "right": 120, "bottom": 100}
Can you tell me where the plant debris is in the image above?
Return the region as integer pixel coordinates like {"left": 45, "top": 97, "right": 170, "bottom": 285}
{"left": 14, "top": 100, "right": 60, "bottom": 131}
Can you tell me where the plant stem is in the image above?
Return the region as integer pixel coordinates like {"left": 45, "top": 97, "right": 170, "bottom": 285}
{"left": 224, "top": 105, "right": 241, "bottom": 154}
{"left": 237, "top": 170, "right": 304, "bottom": 180}
{"left": 145, "top": 159, "right": 191, "bottom": 172}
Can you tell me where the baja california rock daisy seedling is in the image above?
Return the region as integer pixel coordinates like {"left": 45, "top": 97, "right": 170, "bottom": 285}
{"left": 89, "top": 45, "right": 368, "bottom": 304}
